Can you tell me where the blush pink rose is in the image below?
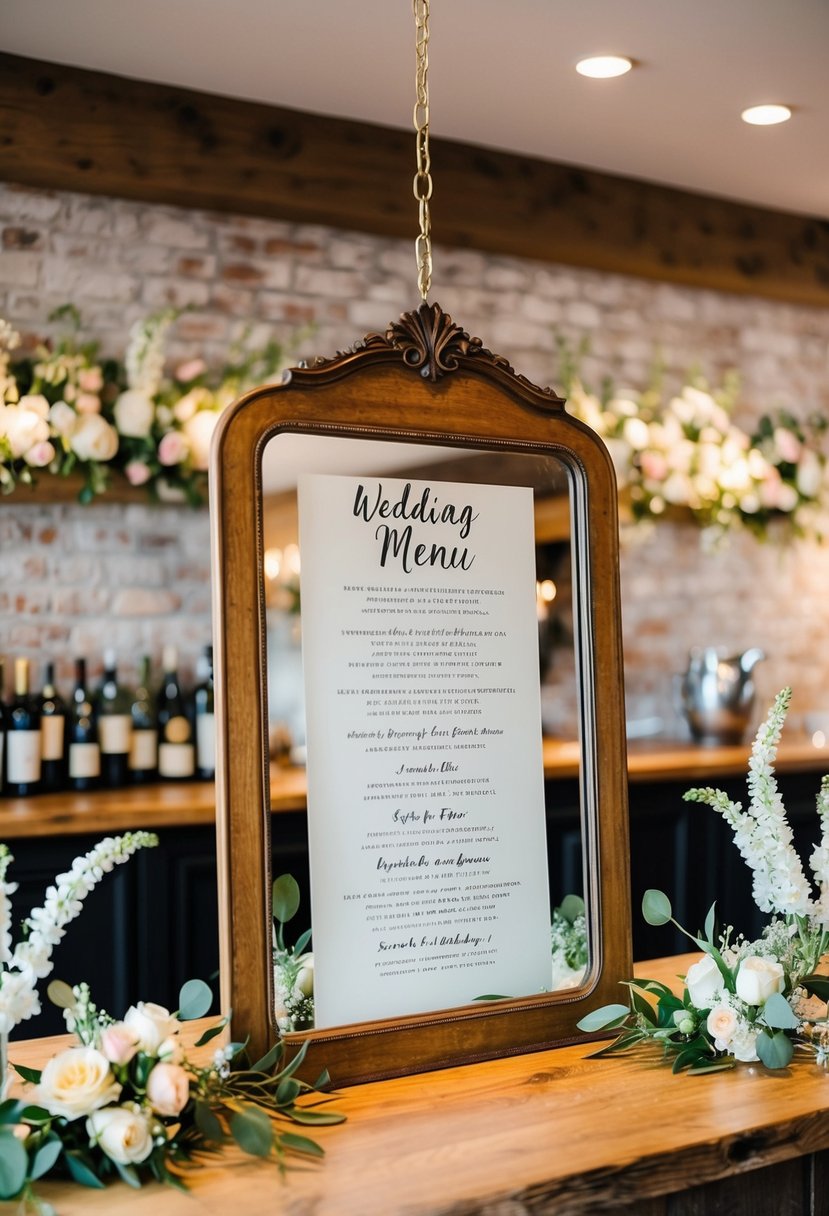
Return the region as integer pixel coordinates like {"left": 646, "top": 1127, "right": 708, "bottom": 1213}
{"left": 175, "top": 358, "right": 207, "bottom": 383}
{"left": 157, "top": 431, "right": 190, "bottom": 467}
{"left": 75, "top": 392, "right": 102, "bottom": 415}
{"left": 125, "top": 460, "right": 152, "bottom": 486}
{"left": 146, "top": 1061, "right": 190, "bottom": 1116}
{"left": 78, "top": 367, "right": 104, "bottom": 393}
{"left": 100, "top": 1023, "right": 140, "bottom": 1067}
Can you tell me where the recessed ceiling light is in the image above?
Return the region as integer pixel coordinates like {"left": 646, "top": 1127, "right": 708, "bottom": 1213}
{"left": 576, "top": 55, "right": 633, "bottom": 79}
{"left": 741, "top": 103, "right": 792, "bottom": 126}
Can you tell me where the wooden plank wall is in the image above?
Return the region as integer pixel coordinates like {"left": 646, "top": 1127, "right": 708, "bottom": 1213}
{"left": 2, "top": 52, "right": 829, "bottom": 307}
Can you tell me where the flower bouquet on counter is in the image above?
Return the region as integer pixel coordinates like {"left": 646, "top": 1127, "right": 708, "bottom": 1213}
{"left": 1, "top": 978, "right": 343, "bottom": 1211}
{"left": 578, "top": 688, "right": 829, "bottom": 1073}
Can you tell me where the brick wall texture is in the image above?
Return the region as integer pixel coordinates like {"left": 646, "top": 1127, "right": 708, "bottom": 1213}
{"left": 2, "top": 181, "right": 829, "bottom": 734}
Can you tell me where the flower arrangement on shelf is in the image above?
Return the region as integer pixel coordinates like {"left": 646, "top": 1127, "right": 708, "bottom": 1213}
{"left": 1, "top": 307, "right": 292, "bottom": 505}
{"left": 0, "top": 838, "right": 343, "bottom": 1209}
{"left": 579, "top": 688, "right": 829, "bottom": 1073}
{"left": 560, "top": 343, "right": 829, "bottom": 547}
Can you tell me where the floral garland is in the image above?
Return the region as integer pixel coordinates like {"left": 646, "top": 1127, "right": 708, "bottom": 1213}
{"left": 580, "top": 688, "right": 829, "bottom": 1072}
{"left": 561, "top": 347, "right": 829, "bottom": 546}
{"left": 0, "top": 308, "right": 289, "bottom": 505}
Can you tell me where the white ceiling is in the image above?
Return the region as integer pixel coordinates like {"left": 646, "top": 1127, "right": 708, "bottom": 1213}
{"left": 4, "top": 0, "right": 829, "bottom": 219}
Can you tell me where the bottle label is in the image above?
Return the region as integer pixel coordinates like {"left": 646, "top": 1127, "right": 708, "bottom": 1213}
{"left": 158, "top": 742, "right": 195, "bottom": 779}
{"left": 130, "top": 729, "right": 158, "bottom": 772}
{"left": 163, "top": 716, "right": 191, "bottom": 745}
{"left": 41, "top": 715, "right": 65, "bottom": 762}
{"left": 8, "top": 731, "right": 40, "bottom": 784}
{"left": 196, "top": 713, "right": 216, "bottom": 771}
{"left": 69, "top": 742, "right": 101, "bottom": 779}
{"left": 99, "top": 714, "right": 132, "bottom": 756}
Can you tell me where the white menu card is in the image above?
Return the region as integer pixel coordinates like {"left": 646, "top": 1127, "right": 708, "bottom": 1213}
{"left": 298, "top": 472, "right": 551, "bottom": 1028}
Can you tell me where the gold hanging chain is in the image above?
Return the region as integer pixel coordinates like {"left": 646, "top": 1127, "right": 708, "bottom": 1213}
{"left": 413, "top": 0, "right": 433, "bottom": 302}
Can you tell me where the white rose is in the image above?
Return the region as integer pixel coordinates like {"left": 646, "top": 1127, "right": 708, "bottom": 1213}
{"left": 1, "top": 405, "right": 50, "bottom": 459}
{"left": 146, "top": 1061, "right": 190, "bottom": 1116}
{"left": 706, "top": 1004, "right": 738, "bottom": 1049}
{"left": 685, "top": 954, "right": 723, "bottom": 1009}
{"left": 296, "top": 954, "right": 314, "bottom": 997}
{"left": 70, "top": 414, "right": 119, "bottom": 462}
{"left": 86, "top": 1105, "right": 154, "bottom": 1165}
{"left": 123, "top": 1001, "right": 180, "bottom": 1055}
{"left": 113, "top": 389, "right": 155, "bottom": 439}
{"left": 735, "top": 956, "right": 785, "bottom": 1006}
{"left": 37, "top": 1046, "right": 122, "bottom": 1119}
{"left": 183, "top": 409, "right": 218, "bottom": 471}
{"left": 797, "top": 450, "right": 823, "bottom": 499}
{"left": 49, "top": 400, "right": 77, "bottom": 437}
{"left": 622, "top": 416, "right": 650, "bottom": 451}
{"left": 17, "top": 393, "right": 49, "bottom": 419}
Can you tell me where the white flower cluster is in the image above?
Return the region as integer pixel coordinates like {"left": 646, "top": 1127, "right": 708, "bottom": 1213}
{"left": 685, "top": 689, "right": 829, "bottom": 923}
{"left": 0, "top": 833, "right": 158, "bottom": 1035}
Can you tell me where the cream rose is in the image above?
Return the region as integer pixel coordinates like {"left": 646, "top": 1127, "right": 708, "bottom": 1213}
{"left": 685, "top": 954, "right": 722, "bottom": 1009}
{"left": 75, "top": 391, "right": 101, "bottom": 415}
{"left": 735, "top": 956, "right": 785, "bottom": 1006}
{"left": 16, "top": 393, "right": 49, "bottom": 419}
{"left": 706, "top": 1004, "right": 738, "bottom": 1048}
{"left": 113, "top": 389, "right": 155, "bottom": 439}
{"left": 183, "top": 409, "right": 218, "bottom": 470}
{"left": 37, "top": 1046, "right": 122, "bottom": 1119}
{"left": 78, "top": 367, "right": 103, "bottom": 393}
{"left": 146, "top": 1061, "right": 190, "bottom": 1116}
{"left": 100, "top": 1023, "right": 140, "bottom": 1067}
{"left": 1, "top": 404, "right": 50, "bottom": 459}
{"left": 49, "top": 400, "right": 77, "bottom": 437}
{"left": 296, "top": 955, "right": 314, "bottom": 997}
{"left": 70, "top": 414, "right": 119, "bottom": 462}
{"left": 123, "top": 1001, "right": 180, "bottom": 1055}
{"left": 86, "top": 1105, "right": 154, "bottom": 1164}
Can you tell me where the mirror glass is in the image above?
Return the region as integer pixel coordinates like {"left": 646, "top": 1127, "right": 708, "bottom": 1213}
{"left": 261, "top": 432, "right": 590, "bottom": 1036}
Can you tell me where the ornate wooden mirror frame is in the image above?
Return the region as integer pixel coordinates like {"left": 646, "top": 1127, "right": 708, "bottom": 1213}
{"left": 210, "top": 303, "right": 631, "bottom": 1083}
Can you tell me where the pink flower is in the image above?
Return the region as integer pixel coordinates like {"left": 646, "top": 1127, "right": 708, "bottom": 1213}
{"left": 145, "top": 1061, "right": 190, "bottom": 1117}
{"left": 75, "top": 392, "right": 102, "bottom": 415}
{"left": 124, "top": 460, "right": 152, "bottom": 486}
{"left": 639, "top": 451, "right": 668, "bottom": 482}
{"left": 157, "top": 431, "right": 190, "bottom": 467}
{"left": 100, "top": 1023, "right": 140, "bottom": 1067}
{"left": 78, "top": 367, "right": 104, "bottom": 393}
{"left": 175, "top": 358, "right": 207, "bottom": 383}
{"left": 23, "top": 440, "right": 56, "bottom": 468}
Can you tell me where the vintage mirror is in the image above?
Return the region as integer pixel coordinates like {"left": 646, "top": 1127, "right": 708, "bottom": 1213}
{"left": 210, "top": 303, "right": 631, "bottom": 1083}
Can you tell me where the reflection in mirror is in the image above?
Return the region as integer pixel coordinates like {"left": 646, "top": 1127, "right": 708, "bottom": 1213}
{"left": 262, "top": 434, "right": 589, "bottom": 1037}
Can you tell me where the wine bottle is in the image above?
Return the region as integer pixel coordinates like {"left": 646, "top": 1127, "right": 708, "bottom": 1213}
{"left": 40, "top": 660, "right": 67, "bottom": 792}
{"left": 96, "top": 649, "right": 133, "bottom": 788}
{"left": 67, "top": 657, "right": 101, "bottom": 791}
{"left": 194, "top": 644, "right": 216, "bottom": 781}
{"left": 129, "top": 655, "right": 158, "bottom": 783}
{"left": 157, "top": 646, "right": 195, "bottom": 781}
{"left": 0, "top": 656, "right": 6, "bottom": 796}
{"left": 6, "top": 657, "right": 41, "bottom": 797}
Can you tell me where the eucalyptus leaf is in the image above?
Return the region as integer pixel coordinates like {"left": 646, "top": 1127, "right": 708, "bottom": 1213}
{"left": 587, "top": 1029, "right": 645, "bottom": 1057}
{"left": 194, "top": 1100, "right": 224, "bottom": 1144}
{"left": 0, "top": 1101, "right": 26, "bottom": 1126}
{"left": 576, "top": 1003, "right": 630, "bottom": 1033}
{"left": 230, "top": 1106, "right": 274, "bottom": 1158}
{"left": 756, "top": 1028, "right": 794, "bottom": 1070}
{"left": 178, "top": 978, "right": 213, "bottom": 1021}
{"left": 703, "top": 901, "right": 717, "bottom": 945}
{"left": 762, "top": 992, "right": 800, "bottom": 1031}
{"left": 0, "top": 1131, "right": 28, "bottom": 1199}
{"left": 276, "top": 1078, "right": 301, "bottom": 1105}
{"left": 284, "top": 1108, "right": 346, "bottom": 1126}
{"left": 114, "top": 1161, "right": 141, "bottom": 1189}
{"left": 64, "top": 1151, "right": 106, "bottom": 1189}
{"left": 30, "top": 1136, "right": 63, "bottom": 1182}
{"left": 293, "top": 928, "right": 313, "bottom": 955}
{"left": 279, "top": 1131, "right": 325, "bottom": 1158}
{"left": 642, "top": 889, "right": 672, "bottom": 926}
{"left": 46, "top": 980, "right": 76, "bottom": 1011}
{"left": 558, "top": 894, "right": 585, "bottom": 924}
{"left": 251, "top": 1042, "right": 284, "bottom": 1074}
{"left": 194, "top": 1020, "right": 229, "bottom": 1048}
{"left": 274, "top": 1038, "right": 310, "bottom": 1082}
{"left": 686, "top": 1059, "right": 736, "bottom": 1075}
{"left": 272, "top": 875, "right": 301, "bottom": 925}
{"left": 13, "top": 1065, "right": 42, "bottom": 1085}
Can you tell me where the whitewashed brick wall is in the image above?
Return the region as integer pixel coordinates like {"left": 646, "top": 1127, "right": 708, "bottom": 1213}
{"left": 2, "top": 181, "right": 829, "bottom": 732}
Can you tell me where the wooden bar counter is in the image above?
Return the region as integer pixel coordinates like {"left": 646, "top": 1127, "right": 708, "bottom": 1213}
{"left": 1, "top": 736, "right": 827, "bottom": 838}
{"left": 8, "top": 955, "right": 829, "bottom": 1216}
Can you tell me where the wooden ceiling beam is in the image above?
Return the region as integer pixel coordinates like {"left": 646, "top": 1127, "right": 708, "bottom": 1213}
{"left": 2, "top": 52, "right": 829, "bottom": 307}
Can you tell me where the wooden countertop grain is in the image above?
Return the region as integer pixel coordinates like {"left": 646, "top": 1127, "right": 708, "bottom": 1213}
{"left": 7, "top": 953, "right": 829, "bottom": 1215}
